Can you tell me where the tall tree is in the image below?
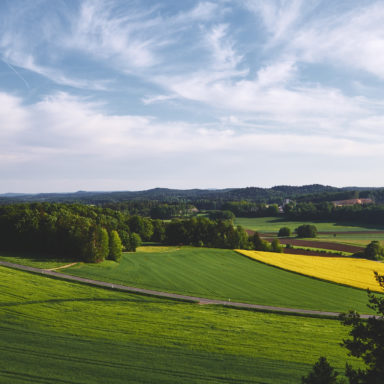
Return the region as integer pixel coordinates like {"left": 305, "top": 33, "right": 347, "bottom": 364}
{"left": 340, "top": 272, "right": 384, "bottom": 384}
{"left": 108, "top": 230, "right": 123, "bottom": 262}
{"left": 83, "top": 226, "right": 109, "bottom": 263}
{"left": 301, "top": 357, "right": 340, "bottom": 384}
{"left": 127, "top": 233, "right": 142, "bottom": 252}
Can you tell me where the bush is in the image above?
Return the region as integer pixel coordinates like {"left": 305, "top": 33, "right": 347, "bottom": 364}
{"left": 296, "top": 224, "right": 317, "bottom": 238}
{"left": 271, "top": 239, "right": 283, "bottom": 253}
{"left": 364, "top": 240, "right": 384, "bottom": 260}
{"left": 250, "top": 232, "right": 271, "bottom": 251}
{"left": 278, "top": 227, "right": 291, "bottom": 237}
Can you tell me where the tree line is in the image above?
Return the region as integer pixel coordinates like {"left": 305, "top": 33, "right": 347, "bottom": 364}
{"left": 284, "top": 202, "right": 384, "bottom": 225}
{"left": 0, "top": 203, "right": 279, "bottom": 263}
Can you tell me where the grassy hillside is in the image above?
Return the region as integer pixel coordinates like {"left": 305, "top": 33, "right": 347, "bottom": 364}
{"left": 0, "top": 266, "right": 361, "bottom": 383}
{"left": 235, "top": 217, "right": 384, "bottom": 233}
{"left": 63, "top": 247, "right": 374, "bottom": 313}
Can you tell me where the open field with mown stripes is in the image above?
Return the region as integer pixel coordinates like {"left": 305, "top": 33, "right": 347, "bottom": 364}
{"left": 0, "top": 266, "right": 362, "bottom": 384}
{"left": 55, "top": 247, "right": 375, "bottom": 313}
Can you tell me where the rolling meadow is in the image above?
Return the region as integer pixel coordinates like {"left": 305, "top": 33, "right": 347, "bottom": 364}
{"left": 0, "top": 266, "right": 361, "bottom": 384}
{"left": 1, "top": 210, "right": 383, "bottom": 383}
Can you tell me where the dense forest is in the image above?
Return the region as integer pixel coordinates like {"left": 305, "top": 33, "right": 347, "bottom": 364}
{"left": 2, "top": 185, "right": 384, "bottom": 263}
{"left": 0, "top": 203, "right": 251, "bottom": 262}
{"left": 284, "top": 202, "right": 384, "bottom": 225}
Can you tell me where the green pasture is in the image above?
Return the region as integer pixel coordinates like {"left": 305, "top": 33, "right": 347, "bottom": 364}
{"left": 315, "top": 234, "right": 384, "bottom": 247}
{"left": 64, "top": 247, "right": 375, "bottom": 314}
{"left": 235, "top": 217, "right": 384, "bottom": 233}
{"left": 0, "top": 266, "right": 361, "bottom": 383}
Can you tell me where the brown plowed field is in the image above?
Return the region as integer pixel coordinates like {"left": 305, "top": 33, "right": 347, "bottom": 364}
{"left": 266, "top": 238, "right": 364, "bottom": 253}
{"left": 283, "top": 248, "right": 348, "bottom": 257}
{"left": 317, "top": 231, "right": 384, "bottom": 235}
{"left": 256, "top": 230, "right": 384, "bottom": 237}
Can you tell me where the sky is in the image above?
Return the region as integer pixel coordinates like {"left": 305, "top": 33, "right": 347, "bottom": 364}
{"left": 1, "top": 0, "right": 384, "bottom": 193}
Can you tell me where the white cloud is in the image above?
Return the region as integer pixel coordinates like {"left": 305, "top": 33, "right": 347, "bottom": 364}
{"left": 156, "top": 71, "right": 369, "bottom": 135}
{"left": 70, "top": 0, "right": 159, "bottom": 70}
{"left": 173, "top": 2, "right": 221, "bottom": 23}
{"left": 288, "top": 2, "right": 384, "bottom": 79}
{"left": 141, "top": 94, "right": 178, "bottom": 105}
{"left": 256, "top": 60, "right": 297, "bottom": 87}
{"left": 1, "top": 90, "right": 384, "bottom": 191}
{"left": 242, "top": 0, "right": 307, "bottom": 42}
{"left": 0, "top": 93, "right": 28, "bottom": 145}
{"left": 205, "top": 24, "right": 243, "bottom": 71}
{"left": 0, "top": 91, "right": 383, "bottom": 163}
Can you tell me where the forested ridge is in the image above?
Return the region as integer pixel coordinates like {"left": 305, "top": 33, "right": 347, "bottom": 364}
{"left": 2, "top": 184, "right": 384, "bottom": 205}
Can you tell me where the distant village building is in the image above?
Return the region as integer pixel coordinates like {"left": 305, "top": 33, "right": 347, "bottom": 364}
{"left": 331, "top": 198, "right": 373, "bottom": 207}
{"left": 278, "top": 198, "right": 293, "bottom": 213}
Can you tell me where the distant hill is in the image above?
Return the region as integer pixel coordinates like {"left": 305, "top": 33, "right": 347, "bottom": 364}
{"left": 1, "top": 184, "right": 383, "bottom": 205}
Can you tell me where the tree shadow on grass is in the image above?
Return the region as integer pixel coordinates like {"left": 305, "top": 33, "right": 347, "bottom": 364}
{"left": 0, "top": 250, "right": 77, "bottom": 263}
{"left": 0, "top": 296, "right": 177, "bottom": 307}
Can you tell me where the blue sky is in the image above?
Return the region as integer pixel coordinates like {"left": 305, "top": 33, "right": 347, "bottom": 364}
{"left": 1, "top": 0, "right": 384, "bottom": 192}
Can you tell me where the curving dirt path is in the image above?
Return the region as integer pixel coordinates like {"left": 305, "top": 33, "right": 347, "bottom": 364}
{"left": 45, "top": 262, "right": 78, "bottom": 271}
{"left": 0, "top": 260, "right": 373, "bottom": 319}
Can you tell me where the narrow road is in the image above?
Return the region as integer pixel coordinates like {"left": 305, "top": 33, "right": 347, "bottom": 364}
{"left": 0, "top": 260, "right": 373, "bottom": 319}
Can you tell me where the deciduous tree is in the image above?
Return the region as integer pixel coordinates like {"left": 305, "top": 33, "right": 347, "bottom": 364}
{"left": 296, "top": 224, "right": 317, "bottom": 238}
{"left": 278, "top": 227, "right": 291, "bottom": 237}
{"left": 364, "top": 241, "right": 384, "bottom": 261}
{"left": 108, "top": 230, "right": 123, "bottom": 262}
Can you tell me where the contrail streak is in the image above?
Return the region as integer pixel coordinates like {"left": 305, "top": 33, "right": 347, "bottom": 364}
{"left": 4, "top": 60, "right": 30, "bottom": 89}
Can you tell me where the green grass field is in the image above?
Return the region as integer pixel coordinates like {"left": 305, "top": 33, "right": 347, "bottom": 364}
{"left": 315, "top": 234, "right": 384, "bottom": 247}
{"left": 235, "top": 217, "right": 384, "bottom": 233}
{"left": 0, "top": 266, "right": 361, "bottom": 383}
{"left": 62, "top": 247, "right": 375, "bottom": 314}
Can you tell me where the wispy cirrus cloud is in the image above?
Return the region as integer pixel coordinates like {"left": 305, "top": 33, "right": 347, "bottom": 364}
{"left": 0, "top": 0, "right": 226, "bottom": 87}
{"left": 290, "top": 2, "right": 384, "bottom": 79}
{"left": 204, "top": 24, "right": 243, "bottom": 71}
{"left": 65, "top": 0, "right": 226, "bottom": 74}
{"left": 242, "top": 0, "right": 308, "bottom": 42}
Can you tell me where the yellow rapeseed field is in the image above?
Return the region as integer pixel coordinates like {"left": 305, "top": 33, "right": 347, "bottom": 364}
{"left": 236, "top": 250, "right": 384, "bottom": 292}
